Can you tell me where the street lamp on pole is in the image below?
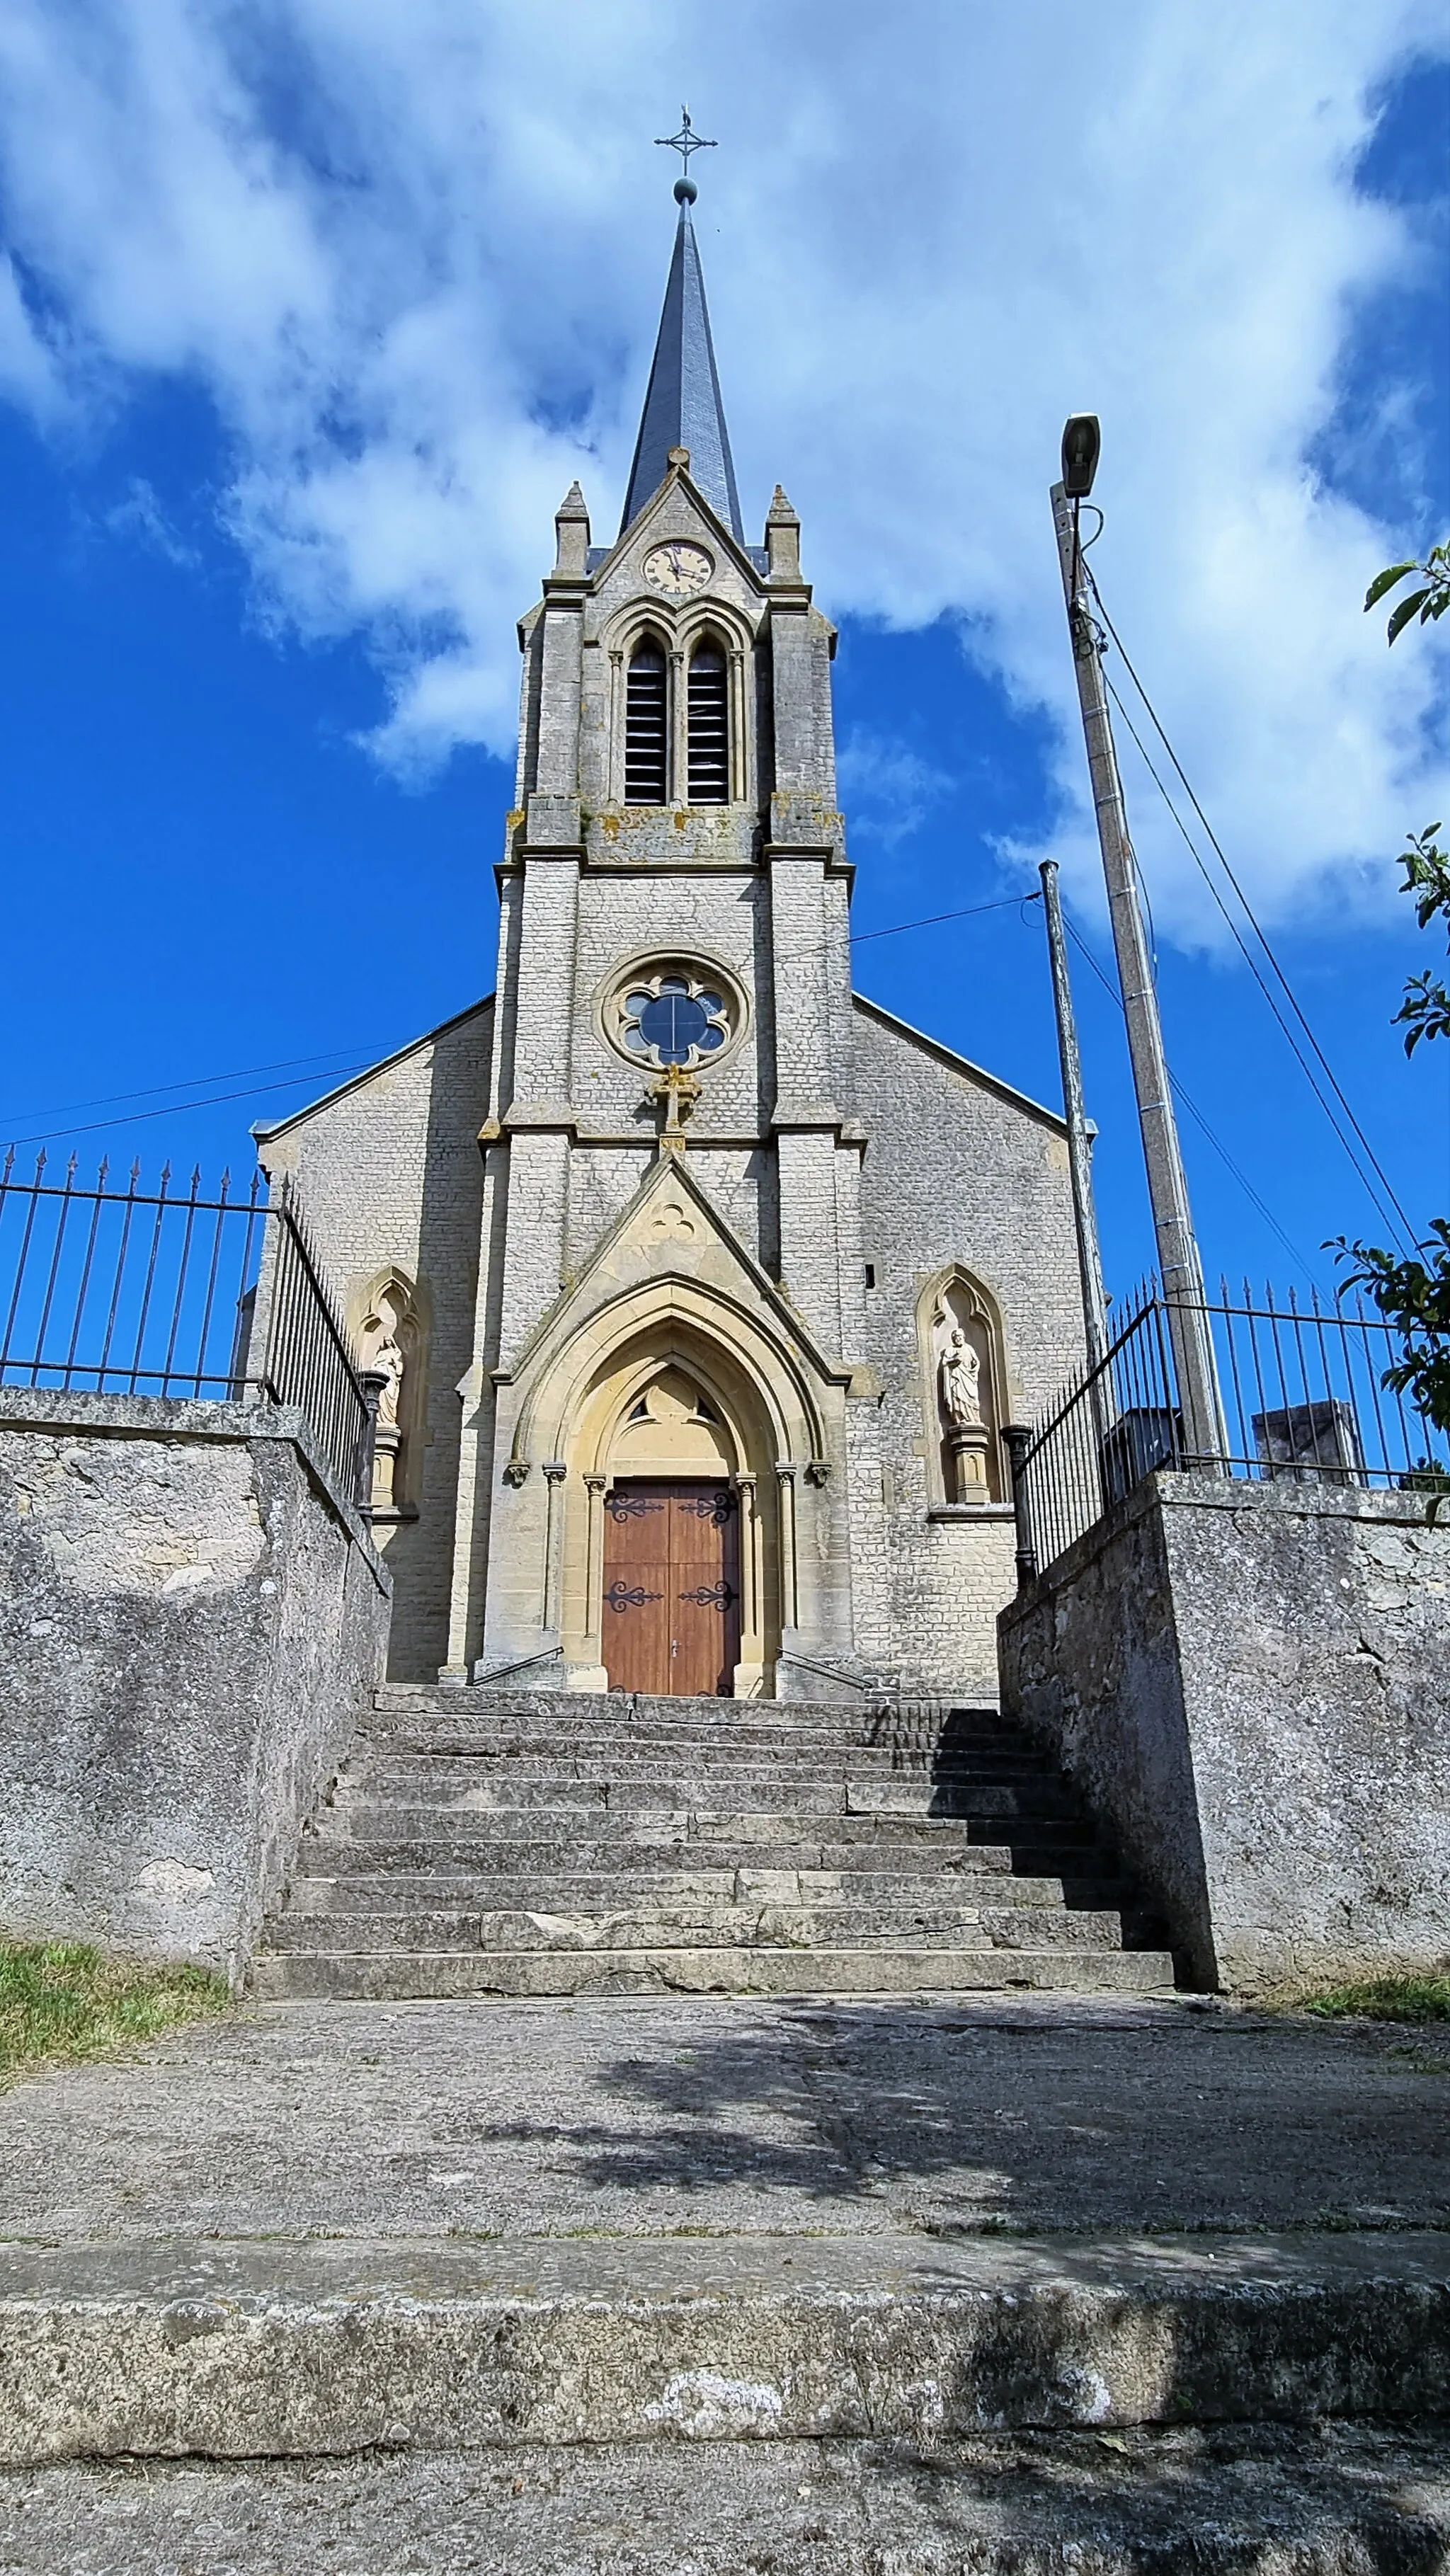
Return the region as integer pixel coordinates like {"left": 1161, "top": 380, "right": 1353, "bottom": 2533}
{"left": 1051, "top": 418, "right": 1226, "bottom": 1466}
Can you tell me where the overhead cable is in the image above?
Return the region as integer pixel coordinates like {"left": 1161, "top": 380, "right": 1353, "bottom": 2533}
{"left": 1086, "top": 569, "right": 1418, "bottom": 1254}
{"left": 1057, "top": 903, "right": 1320, "bottom": 1283}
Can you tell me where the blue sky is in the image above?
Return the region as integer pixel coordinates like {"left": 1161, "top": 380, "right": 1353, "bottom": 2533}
{"left": 0, "top": 5, "right": 1445, "bottom": 1312}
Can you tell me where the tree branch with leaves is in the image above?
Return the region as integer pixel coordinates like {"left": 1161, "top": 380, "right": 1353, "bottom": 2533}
{"left": 1365, "top": 542, "right": 1450, "bottom": 645}
{"left": 1328, "top": 549, "right": 1450, "bottom": 1455}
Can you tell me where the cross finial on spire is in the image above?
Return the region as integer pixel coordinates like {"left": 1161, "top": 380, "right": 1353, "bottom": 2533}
{"left": 656, "top": 105, "right": 716, "bottom": 202}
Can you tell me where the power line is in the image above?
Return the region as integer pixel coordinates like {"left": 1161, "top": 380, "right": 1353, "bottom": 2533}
{"left": 849, "top": 895, "right": 1028, "bottom": 946}
{"left": 0, "top": 1045, "right": 388, "bottom": 1131}
{"left": 4, "top": 900, "right": 1037, "bottom": 1151}
{"left": 1101, "top": 663, "right": 1415, "bottom": 1254}
{"left": 1058, "top": 902, "right": 1321, "bottom": 1283}
{"left": 2, "top": 1067, "right": 373, "bottom": 1152}
{"left": 1087, "top": 568, "right": 1419, "bottom": 1254}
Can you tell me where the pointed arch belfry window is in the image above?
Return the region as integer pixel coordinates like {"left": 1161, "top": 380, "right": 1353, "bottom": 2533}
{"left": 624, "top": 639, "right": 668, "bottom": 801}
{"left": 687, "top": 641, "right": 729, "bottom": 803}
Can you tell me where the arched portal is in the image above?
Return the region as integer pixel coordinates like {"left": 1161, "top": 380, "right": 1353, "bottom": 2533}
{"left": 503, "top": 1277, "right": 832, "bottom": 1699}
{"left": 559, "top": 1324, "right": 781, "bottom": 1698}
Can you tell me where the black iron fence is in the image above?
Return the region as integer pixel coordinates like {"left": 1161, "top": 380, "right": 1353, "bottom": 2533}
{"left": 0, "top": 1152, "right": 377, "bottom": 1509}
{"left": 1007, "top": 1278, "right": 1448, "bottom": 1584}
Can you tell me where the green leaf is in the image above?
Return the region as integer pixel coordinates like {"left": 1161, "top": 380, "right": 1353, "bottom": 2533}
{"left": 1388, "top": 590, "right": 1432, "bottom": 643}
{"left": 1364, "top": 561, "right": 1418, "bottom": 610}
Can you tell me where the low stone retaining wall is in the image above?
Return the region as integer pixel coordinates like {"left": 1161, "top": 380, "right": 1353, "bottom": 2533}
{"left": 0, "top": 1390, "right": 390, "bottom": 1986}
{"left": 998, "top": 1472, "right": 1450, "bottom": 1991}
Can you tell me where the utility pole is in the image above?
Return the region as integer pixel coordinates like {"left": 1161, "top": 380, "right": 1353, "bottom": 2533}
{"left": 1051, "top": 435, "right": 1225, "bottom": 1464}
{"left": 1039, "top": 858, "right": 1109, "bottom": 1375}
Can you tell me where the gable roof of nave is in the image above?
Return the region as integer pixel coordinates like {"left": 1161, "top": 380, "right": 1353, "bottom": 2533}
{"left": 251, "top": 995, "right": 494, "bottom": 1149}
{"left": 250, "top": 985, "right": 1066, "bottom": 1160}
{"left": 852, "top": 992, "right": 1068, "bottom": 1135}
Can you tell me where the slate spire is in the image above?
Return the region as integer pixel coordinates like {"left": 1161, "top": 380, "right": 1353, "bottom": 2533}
{"left": 620, "top": 177, "right": 744, "bottom": 544}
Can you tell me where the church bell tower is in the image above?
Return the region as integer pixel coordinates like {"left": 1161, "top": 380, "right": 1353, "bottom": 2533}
{"left": 446, "top": 153, "right": 889, "bottom": 1698}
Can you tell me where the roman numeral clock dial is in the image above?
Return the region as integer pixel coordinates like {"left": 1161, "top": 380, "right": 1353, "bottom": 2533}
{"left": 643, "top": 542, "right": 713, "bottom": 597}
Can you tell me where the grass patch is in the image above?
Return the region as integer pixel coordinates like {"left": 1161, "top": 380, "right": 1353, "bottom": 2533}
{"left": 0, "top": 1938, "right": 228, "bottom": 2086}
{"left": 1294, "top": 1970, "right": 1450, "bottom": 2023}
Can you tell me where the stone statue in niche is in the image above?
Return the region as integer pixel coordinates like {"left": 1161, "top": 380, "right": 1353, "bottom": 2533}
{"left": 371, "top": 1333, "right": 406, "bottom": 1429}
{"left": 934, "top": 1303, "right": 992, "bottom": 1503}
{"left": 938, "top": 1327, "right": 982, "bottom": 1431}
{"left": 358, "top": 1282, "right": 415, "bottom": 1511}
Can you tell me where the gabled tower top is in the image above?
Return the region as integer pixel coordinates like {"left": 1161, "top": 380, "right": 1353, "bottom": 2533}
{"left": 619, "top": 110, "right": 744, "bottom": 545}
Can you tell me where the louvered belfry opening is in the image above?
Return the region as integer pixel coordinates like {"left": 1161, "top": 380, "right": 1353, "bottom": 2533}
{"left": 624, "top": 641, "right": 668, "bottom": 801}
{"left": 687, "top": 643, "right": 729, "bottom": 803}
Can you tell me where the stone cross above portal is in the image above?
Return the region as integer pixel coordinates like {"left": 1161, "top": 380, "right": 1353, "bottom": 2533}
{"left": 647, "top": 1063, "right": 701, "bottom": 1155}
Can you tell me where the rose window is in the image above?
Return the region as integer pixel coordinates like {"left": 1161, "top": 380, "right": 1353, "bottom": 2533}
{"left": 613, "top": 969, "right": 734, "bottom": 1069}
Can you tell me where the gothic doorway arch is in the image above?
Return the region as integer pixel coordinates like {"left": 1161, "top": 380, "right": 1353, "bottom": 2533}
{"left": 504, "top": 1278, "right": 833, "bottom": 1697}
{"left": 560, "top": 1332, "right": 776, "bottom": 1697}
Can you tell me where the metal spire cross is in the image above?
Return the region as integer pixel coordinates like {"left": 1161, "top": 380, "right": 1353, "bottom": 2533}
{"left": 655, "top": 105, "right": 717, "bottom": 175}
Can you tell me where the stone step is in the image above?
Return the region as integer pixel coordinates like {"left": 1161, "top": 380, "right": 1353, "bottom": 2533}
{"left": 324, "top": 1782, "right": 1085, "bottom": 1834}
{"left": 371, "top": 1685, "right": 985, "bottom": 1719}
{"left": 362, "top": 1716, "right": 1026, "bottom": 1753}
{"left": 8, "top": 2229, "right": 1439, "bottom": 2463}
{"left": 11, "top": 2426, "right": 1444, "bottom": 2567}
{"left": 352, "top": 1746, "right": 1054, "bottom": 1785}
{"left": 297, "top": 1832, "right": 1063, "bottom": 1877}
{"left": 302, "top": 1821, "right": 1045, "bottom": 1870}
{"left": 250, "top": 1943, "right": 1177, "bottom": 2002}
{"left": 263, "top": 1904, "right": 1128, "bottom": 1955}
{"left": 281, "top": 1865, "right": 1102, "bottom": 1911}
{"left": 365, "top": 1704, "right": 1020, "bottom": 1734}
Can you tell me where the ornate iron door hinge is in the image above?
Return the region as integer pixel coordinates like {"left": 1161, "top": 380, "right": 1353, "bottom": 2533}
{"left": 604, "top": 1581, "right": 665, "bottom": 1613}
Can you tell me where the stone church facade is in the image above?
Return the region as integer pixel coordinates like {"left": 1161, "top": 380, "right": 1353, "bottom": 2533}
{"left": 252, "top": 181, "right": 1088, "bottom": 1702}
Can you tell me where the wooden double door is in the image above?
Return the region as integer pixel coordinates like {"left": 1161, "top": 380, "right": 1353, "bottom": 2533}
{"left": 601, "top": 1480, "right": 741, "bottom": 1697}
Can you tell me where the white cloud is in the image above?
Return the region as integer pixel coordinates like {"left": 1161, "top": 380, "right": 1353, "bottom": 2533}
{"left": 0, "top": 252, "right": 62, "bottom": 415}
{"left": 0, "top": 0, "right": 1444, "bottom": 938}
{"left": 837, "top": 731, "right": 953, "bottom": 852}
{"left": 104, "top": 475, "right": 199, "bottom": 566}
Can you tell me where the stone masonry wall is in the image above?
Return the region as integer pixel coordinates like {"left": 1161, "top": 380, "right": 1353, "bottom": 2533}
{"left": 852, "top": 998, "right": 1084, "bottom": 1696}
{"left": 255, "top": 1002, "right": 492, "bottom": 1681}
{"left": 1000, "top": 1472, "right": 1450, "bottom": 1990}
{"left": 0, "top": 1391, "right": 390, "bottom": 1985}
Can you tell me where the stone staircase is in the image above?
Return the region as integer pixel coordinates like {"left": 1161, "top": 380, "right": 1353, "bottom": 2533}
{"left": 253, "top": 1688, "right": 1177, "bottom": 2000}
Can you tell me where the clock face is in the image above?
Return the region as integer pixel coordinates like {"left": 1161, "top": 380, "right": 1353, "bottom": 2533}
{"left": 643, "top": 541, "right": 713, "bottom": 598}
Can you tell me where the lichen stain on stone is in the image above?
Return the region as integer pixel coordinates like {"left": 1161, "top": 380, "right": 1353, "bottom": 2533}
{"left": 137, "top": 1859, "right": 215, "bottom": 1904}
{"left": 645, "top": 2369, "right": 784, "bottom": 2437}
{"left": 27, "top": 1441, "right": 266, "bottom": 1598}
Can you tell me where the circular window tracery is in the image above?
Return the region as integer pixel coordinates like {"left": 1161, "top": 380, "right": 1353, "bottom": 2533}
{"left": 601, "top": 958, "right": 745, "bottom": 1072}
